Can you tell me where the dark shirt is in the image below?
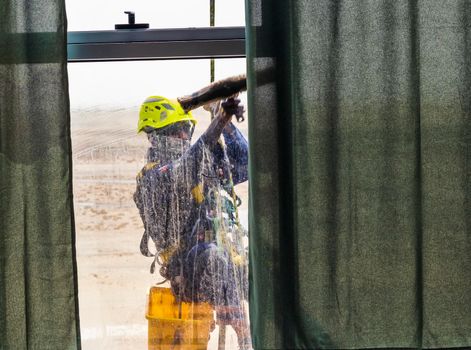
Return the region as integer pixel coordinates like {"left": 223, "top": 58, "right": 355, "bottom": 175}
{"left": 134, "top": 123, "right": 248, "bottom": 263}
{"left": 134, "top": 124, "right": 249, "bottom": 305}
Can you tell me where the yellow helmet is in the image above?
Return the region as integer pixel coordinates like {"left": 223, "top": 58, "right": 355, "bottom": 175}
{"left": 138, "top": 96, "right": 197, "bottom": 133}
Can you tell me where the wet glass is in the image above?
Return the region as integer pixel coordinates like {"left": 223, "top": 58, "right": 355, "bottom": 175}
{"left": 69, "top": 58, "right": 249, "bottom": 349}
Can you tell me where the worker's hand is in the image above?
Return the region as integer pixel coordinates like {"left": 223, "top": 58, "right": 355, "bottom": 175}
{"left": 202, "top": 97, "right": 244, "bottom": 145}
{"left": 221, "top": 97, "right": 244, "bottom": 122}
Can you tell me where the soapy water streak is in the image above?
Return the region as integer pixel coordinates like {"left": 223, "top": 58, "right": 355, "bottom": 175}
{"left": 72, "top": 118, "right": 251, "bottom": 349}
{"left": 134, "top": 133, "right": 252, "bottom": 349}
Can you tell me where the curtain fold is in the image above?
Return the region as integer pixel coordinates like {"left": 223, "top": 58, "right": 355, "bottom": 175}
{"left": 246, "top": 0, "right": 470, "bottom": 348}
{"left": 0, "top": 1, "right": 81, "bottom": 349}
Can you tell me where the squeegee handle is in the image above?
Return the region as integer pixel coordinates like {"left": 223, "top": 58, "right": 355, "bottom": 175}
{"left": 177, "top": 74, "right": 247, "bottom": 113}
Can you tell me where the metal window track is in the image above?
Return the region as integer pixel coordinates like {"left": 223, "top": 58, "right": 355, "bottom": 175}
{"left": 67, "top": 26, "right": 246, "bottom": 62}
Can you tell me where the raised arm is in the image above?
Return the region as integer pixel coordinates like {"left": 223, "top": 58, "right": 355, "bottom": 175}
{"left": 200, "top": 98, "right": 244, "bottom": 146}
{"left": 222, "top": 122, "right": 248, "bottom": 185}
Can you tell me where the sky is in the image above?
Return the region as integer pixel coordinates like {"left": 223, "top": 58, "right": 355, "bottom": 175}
{"left": 65, "top": 0, "right": 245, "bottom": 31}
{"left": 66, "top": 0, "right": 247, "bottom": 109}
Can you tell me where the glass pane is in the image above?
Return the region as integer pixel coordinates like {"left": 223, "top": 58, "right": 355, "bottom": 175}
{"left": 69, "top": 58, "right": 250, "bottom": 350}
{"left": 66, "top": 0, "right": 245, "bottom": 31}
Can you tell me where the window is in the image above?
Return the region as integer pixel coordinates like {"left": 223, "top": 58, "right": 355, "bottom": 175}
{"left": 67, "top": 1, "right": 249, "bottom": 347}
{"left": 69, "top": 58, "right": 249, "bottom": 349}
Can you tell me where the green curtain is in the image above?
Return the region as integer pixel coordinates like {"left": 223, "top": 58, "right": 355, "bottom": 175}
{"left": 0, "top": 1, "right": 81, "bottom": 349}
{"left": 246, "top": 0, "right": 470, "bottom": 349}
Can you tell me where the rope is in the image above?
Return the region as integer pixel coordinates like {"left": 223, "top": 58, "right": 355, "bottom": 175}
{"left": 210, "top": 0, "right": 215, "bottom": 83}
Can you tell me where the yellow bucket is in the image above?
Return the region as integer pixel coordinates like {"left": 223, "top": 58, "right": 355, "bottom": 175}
{"left": 146, "top": 286, "right": 215, "bottom": 350}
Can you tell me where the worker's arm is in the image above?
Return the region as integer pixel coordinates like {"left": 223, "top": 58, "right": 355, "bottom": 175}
{"left": 165, "top": 97, "right": 245, "bottom": 188}
{"left": 199, "top": 98, "right": 248, "bottom": 184}
{"left": 200, "top": 97, "right": 244, "bottom": 146}
{"left": 222, "top": 123, "right": 248, "bottom": 184}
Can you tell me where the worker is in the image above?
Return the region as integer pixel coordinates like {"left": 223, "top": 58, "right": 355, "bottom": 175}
{"left": 134, "top": 95, "right": 251, "bottom": 349}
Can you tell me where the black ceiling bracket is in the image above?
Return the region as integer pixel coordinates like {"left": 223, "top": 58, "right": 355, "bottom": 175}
{"left": 115, "top": 11, "right": 149, "bottom": 30}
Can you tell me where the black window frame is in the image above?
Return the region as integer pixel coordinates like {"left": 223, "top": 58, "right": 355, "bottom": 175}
{"left": 67, "top": 26, "right": 245, "bottom": 62}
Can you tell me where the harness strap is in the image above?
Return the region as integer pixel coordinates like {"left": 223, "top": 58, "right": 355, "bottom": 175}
{"left": 140, "top": 230, "right": 155, "bottom": 257}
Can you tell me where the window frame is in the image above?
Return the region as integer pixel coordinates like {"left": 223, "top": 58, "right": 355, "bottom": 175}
{"left": 67, "top": 26, "right": 245, "bottom": 62}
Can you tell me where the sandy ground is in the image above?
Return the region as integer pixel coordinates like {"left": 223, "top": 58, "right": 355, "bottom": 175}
{"left": 71, "top": 106, "right": 249, "bottom": 350}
